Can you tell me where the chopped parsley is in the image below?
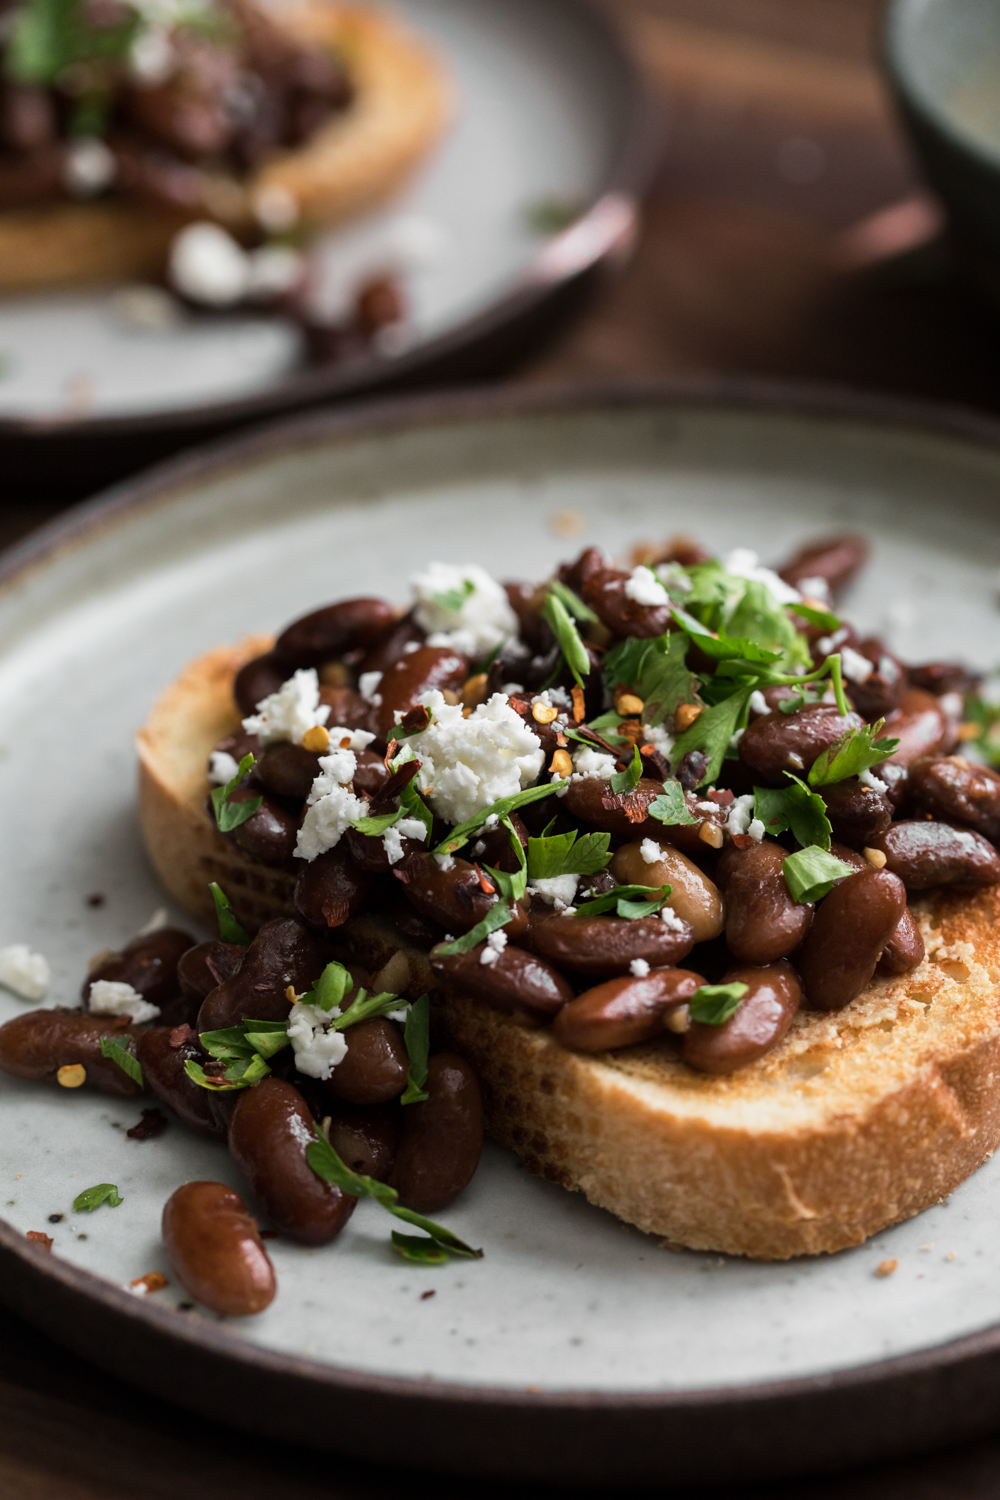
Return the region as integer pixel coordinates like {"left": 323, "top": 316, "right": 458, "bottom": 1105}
{"left": 962, "top": 690, "right": 1000, "bottom": 767}
{"left": 432, "top": 781, "right": 559, "bottom": 859}
{"left": 647, "top": 781, "right": 698, "bottom": 827}
{"left": 98, "top": 1035, "right": 143, "bottom": 1088}
{"left": 542, "top": 590, "right": 591, "bottom": 686}
{"left": 73, "top": 1182, "right": 123, "bottom": 1212}
{"left": 688, "top": 983, "right": 748, "bottom": 1025}
{"left": 401, "top": 994, "right": 430, "bottom": 1105}
{"left": 782, "top": 846, "right": 857, "bottom": 904}
{"left": 210, "top": 752, "right": 262, "bottom": 833}
{"left": 753, "top": 776, "right": 832, "bottom": 851}
{"left": 573, "top": 882, "right": 672, "bottom": 919}
{"left": 433, "top": 578, "right": 475, "bottom": 613}
{"left": 807, "top": 719, "right": 899, "bottom": 787}
{"left": 609, "top": 744, "right": 642, "bottom": 795}
{"left": 526, "top": 828, "right": 611, "bottom": 880}
{"left": 209, "top": 882, "right": 251, "bottom": 945}
{"left": 548, "top": 578, "right": 598, "bottom": 624}
{"left": 602, "top": 631, "right": 699, "bottom": 728}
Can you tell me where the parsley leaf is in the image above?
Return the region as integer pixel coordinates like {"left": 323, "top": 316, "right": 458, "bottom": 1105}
{"left": 7, "top": 0, "right": 139, "bottom": 86}
{"left": 301, "top": 960, "right": 354, "bottom": 1013}
{"left": 209, "top": 882, "right": 251, "bottom": 946}
{"left": 962, "top": 690, "right": 1000, "bottom": 767}
{"left": 391, "top": 1231, "right": 451, "bottom": 1264}
{"left": 307, "top": 1130, "right": 482, "bottom": 1262}
{"left": 573, "top": 882, "right": 671, "bottom": 919}
{"left": 401, "top": 994, "right": 430, "bottom": 1105}
{"left": 351, "top": 810, "right": 402, "bottom": 836}
{"left": 724, "top": 580, "right": 811, "bottom": 671}
{"left": 526, "top": 828, "right": 611, "bottom": 879}
{"left": 210, "top": 752, "right": 262, "bottom": 833}
{"left": 98, "top": 1035, "right": 143, "bottom": 1088}
{"left": 73, "top": 1182, "right": 122, "bottom": 1212}
{"left": 548, "top": 578, "right": 598, "bottom": 624}
{"left": 782, "top": 846, "right": 857, "bottom": 903}
{"left": 807, "top": 719, "right": 900, "bottom": 787}
{"left": 753, "top": 775, "right": 832, "bottom": 850}
{"left": 542, "top": 591, "right": 591, "bottom": 686}
{"left": 602, "top": 631, "right": 699, "bottom": 728}
{"left": 432, "top": 781, "right": 560, "bottom": 858}
{"left": 669, "top": 683, "right": 754, "bottom": 787}
{"left": 688, "top": 983, "right": 748, "bottom": 1025}
{"left": 433, "top": 899, "right": 513, "bottom": 956}
{"left": 790, "top": 602, "right": 841, "bottom": 631}
{"left": 647, "top": 782, "right": 698, "bottom": 827}
{"left": 609, "top": 744, "right": 642, "bottom": 795}
{"left": 329, "top": 988, "right": 406, "bottom": 1032}
{"left": 433, "top": 578, "right": 475, "bottom": 613}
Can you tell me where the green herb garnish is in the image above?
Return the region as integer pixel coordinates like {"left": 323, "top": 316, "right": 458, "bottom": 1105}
{"left": 602, "top": 631, "right": 699, "bottom": 728}
{"left": 209, "top": 882, "right": 251, "bottom": 945}
{"left": 608, "top": 744, "right": 642, "bottom": 795}
{"left": 98, "top": 1035, "right": 143, "bottom": 1088}
{"left": 542, "top": 590, "right": 591, "bottom": 686}
{"left": 807, "top": 719, "right": 900, "bottom": 787}
{"left": 647, "top": 782, "right": 698, "bottom": 827}
{"left": 432, "top": 781, "right": 559, "bottom": 859}
{"left": 73, "top": 1182, "right": 122, "bottom": 1212}
{"left": 433, "top": 578, "right": 475, "bottom": 613}
{"left": 526, "top": 828, "right": 611, "bottom": 880}
{"left": 782, "top": 846, "right": 857, "bottom": 904}
{"left": 961, "top": 690, "right": 1000, "bottom": 767}
{"left": 548, "top": 578, "right": 598, "bottom": 624}
{"left": 209, "top": 752, "right": 261, "bottom": 833}
{"left": 688, "top": 983, "right": 748, "bottom": 1025}
{"left": 753, "top": 775, "right": 832, "bottom": 851}
{"left": 401, "top": 994, "right": 430, "bottom": 1105}
{"left": 669, "top": 684, "right": 755, "bottom": 787}
{"left": 573, "top": 882, "right": 672, "bottom": 919}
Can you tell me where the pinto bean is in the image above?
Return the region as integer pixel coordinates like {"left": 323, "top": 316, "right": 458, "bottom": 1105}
{"left": 716, "top": 839, "right": 813, "bottom": 964}
{"left": 553, "top": 968, "right": 704, "bottom": 1051}
{"left": 274, "top": 598, "right": 396, "bottom": 668}
{"left": 234, "top": 651, "right": 287, "bottom": 716}
{"left": 867, "top": 821, "right": 1000, "bottom": 890}
{"left": 345, "top": 826, "right": 422, "bottom": 875}
{"left": 468, "top": 813, "right": 528, "bottom": 874}
{"left": 136, "top": 1025, "right": 226, "bottom": 1140}
{"left": 256, "top": 741, "right": 321, "bottom": 801}
{"left": 610, "top": 841, "right": 723, "bottom": 942}
{"left": 398, "top": 853, "right": 528, "bottom": 939}
{"left": 581, "top": 566, "right": 672, "bottom": 639}
{"left": 356, "top": 613, "right": 425, "bottom": 677}
{"left": 819, "top": 778, "right": 892, "bottom": 849}
{"left": 504, "top": 582, "right": 553, "bottom": 654}
{"left": 352, "top": 748, "right": 390, "bottom": 798}
{"left": 322, "top": 1019, "right": 409, "bottom": 1104}
{"left": 879, "top": 760, "right": 911, "bottom": 813}
{"left": 909, "top": 756, "right": 1000, "bottom": 843}
{"left": 326, "top": 1103, "right": 401, "bottom": 1181}
{"left": 229, "top": 1077, "right": 356, "bottom": 1245}
{"left": 0, "top": 85, "right": 56, "bottom": 151}
{"left": 83, "top": 927, "right": 195, "bottom": 1022}
{"left": 683, "top": 962, "right": 801, "bottom": 1074}
{"left": 0, "top": 1009, "right": 142, "bottom": 1096}
{"left": 797, "top": 867, "right": 907, "bottom": 1010}
{"left": 908, "top": 662, "right": 979, "bottom": 697}
{"left": 558, "top": 546, "right": 606, "bottom": 595}
{"left": 197, "top": 918, "right": 325, "bottom": 1031}
{"left": 739, "top": 704, "right": 863, "bottom": 786}
{"left": 877, "top": 908, "right": 925, "bottom": 976}
{"left": 294, "top": 845, "right": 372, "bottom": 929}
{"left": 561, "top": 776, "right": 717, "bottom": 851}
{"left": 388, "top": 1054, "right": 483, "bottom": 1213}
{"left": 430, "top": 942, "right": 573, "bottom": 1015}
{"left": 177, "top": 941, "right": 245, "bottom": 1001}
{"left": 318, "top": 686, "right": 372, "bottom": 733}
{"left": 373, "top": 645, "right": 468, "bottom": 742}
{"left": 220, "top": 788, "right": 298, "bottom": 867}
{"left": 777, "top": 533, "right": 868, "bottom": 595}
{"left": 883, "top": 689, "right": 952, "bottom": 766}
{"left": 527, "top": 911, "right": 694, "bottom": 977}
{"left": 162, "top": 1181, "right": 276, "bottom": 1317}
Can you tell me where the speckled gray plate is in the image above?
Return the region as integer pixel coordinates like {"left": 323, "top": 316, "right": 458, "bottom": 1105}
{"left": 3, "top": 382, "right": 1000, "bottom": 1486}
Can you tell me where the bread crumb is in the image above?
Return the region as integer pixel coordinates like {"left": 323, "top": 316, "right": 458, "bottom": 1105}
{"left": 875, "top": 1258, "right": 898, "bottom": 1278}
{"left": 946, "top": 1251, "right": 957, "bottom": 1261}
{"left": 549, "top": 509, "right": 583, "bottom": 537}
{"left": 920, "top": 1243, "right": 934, "bottom": 1251}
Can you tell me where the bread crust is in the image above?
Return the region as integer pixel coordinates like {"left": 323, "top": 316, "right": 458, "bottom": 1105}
{"left": 137, "top": 641, "right": 1000, "bottom": 1259}
{"left": 0, "top": 3, "right": 451, "bottom": 294}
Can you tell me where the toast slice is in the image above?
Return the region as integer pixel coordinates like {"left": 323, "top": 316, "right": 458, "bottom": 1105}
{"left": 136, "top": 641, "right": 1000, "bottom": 1260}
{"left": 0, "top": 4, "right": 451, "bottom": 294}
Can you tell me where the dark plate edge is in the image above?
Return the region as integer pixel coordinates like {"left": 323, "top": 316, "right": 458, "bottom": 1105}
{"left": 4, "top": 374, "right": 1000, "bottom": 1484}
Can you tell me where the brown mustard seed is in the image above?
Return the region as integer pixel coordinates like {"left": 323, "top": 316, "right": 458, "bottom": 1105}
{"left": 532, "top": 701, "right": 558, "bottom": 725}
{"left": 616, "top": 693, "right": 644, "bottom": 718}
{"left": 675, "top": 703, "right": 703, "bottom": 732}
{"left": 549, "top": 749, "right": 573, "bottom": 778}
{"left": 698, "top": 822, "right": 724, "bottom": 849}
{"left": 57, "top": 1063, "right": 86, "bottom": 1089}
{"left": 864, "top": 847, "right": 888, "bottom": 869}
{"left": 302, "top": 724, "right": 330, "bottom": 753}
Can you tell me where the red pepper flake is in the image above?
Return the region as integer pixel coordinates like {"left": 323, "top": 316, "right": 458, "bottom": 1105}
{"left": 730, "top": 833, "right": 754, "bottom": 849}
{"left": 420, "top": 1289, "right": 436, "bottom": 1300}
{"left": 127, "top": 1107, "right": 168, "bottom": 1141}
{"left": 131, "top": 1272, "right": 169, "bottom": 1295}
{"left": 707, "top": 788, "right": 735, "bottom": 808}
{"left": 168, "top": 1023, "right": 194, "bottom": 1049}
{"left": 473, "top": 863, "right": 495, "bottom": 895}
{"left": 571, "top": 685, "right": 585, "bottom": 722}
{"left": 399, "top": 704, "right": 431, "bottom": 735}
{"left": 26, "top": 1231, "right": 52, "bottom": 1251}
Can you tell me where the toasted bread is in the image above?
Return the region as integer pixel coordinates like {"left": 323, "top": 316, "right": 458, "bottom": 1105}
{"left": 136, "top": 640, "right": 1000, "bottom": 1260}
{"left": 0, "top": 3, "right": 451, "bottom": 294}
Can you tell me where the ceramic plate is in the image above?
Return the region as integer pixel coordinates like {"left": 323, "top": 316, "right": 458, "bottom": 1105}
{"left": 3, "top": 383, "right": 1000, "bottom": 1486}
{"left": 0, "top": 0, "right": 649, "bottom": 495}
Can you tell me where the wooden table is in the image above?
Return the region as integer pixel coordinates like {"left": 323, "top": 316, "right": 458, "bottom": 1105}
{"left": 5, "top": 1, "right": 1000, "bottom": 1493}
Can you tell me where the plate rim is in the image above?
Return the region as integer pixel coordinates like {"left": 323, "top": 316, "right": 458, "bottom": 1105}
{"left": 5, "top": 374, "right": 1000, "bottom": 1483}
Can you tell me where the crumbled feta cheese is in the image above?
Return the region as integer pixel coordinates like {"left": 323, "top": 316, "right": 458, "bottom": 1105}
{"left": 640, "top": 838, "right": 663, "bottom": 865}
{"left": 435, "top": 852, "right": 456, "bottom": 871}
{"left": 939, "top": 692, "right": 963, "bottom": 720}
{"left": 538, "top": 686, "right": 572, "bottom": 709}
{"left": 327, "top": 725, "right": 376, "bottom": 753}
{"left": 63, "top": 137, "right": 116, "bottom": 197}
{"left": 403, "top": 640, "right": 421, "bottom": 655}
{"left": 168, "top": 222, "right": 250, "bottom": 307}
{"left": 660, "top": 905, "right": 688, "bottom": 933}
{"left": 529, "top": 874, "right": 579, "bottom": 910}
{"left": 0, "top": 944, "right": 50, "bottom": 1001}
{"left": 749, "top": 690, "right": 770, "bottom": 717}
{"left": 500, "top": 681, "right": 526, "bottom": 696}
{"left": 88, "top": 979, "right": 160, "bottom": 1024}
{"left": 721, "top": 548, "right": 800, "bottom": 604}
{"left": 748, "top": 818, "right": 766, "bottom": 841}
{"left": 286, "top": 1001, "right": 348, "bottom": 1080}
{"left": 571, "top": 745, "right": 617, "bottom": 780}
{"left": 252, "top": 183, "right": 299, "bottom": 234}
{"left": 129, "top": 25, "right": 175, "bottom": 83}
{"left": 641, "top": 723, "right": 674, "bottom": 762}
{"left": 624, "top": 565, "right": 669, "bottom": 607}
{"left": 840, "top": 646, "right": 874, "bottom": 684}
{"left": 726, "top": 794, "right": 755, "bottom": 837}
{"left": 816, "top": 627, "right": 850, "bottom": 656}
{"left": 296, "top": 744, "right": 368, "bottom": 861}
{"left": 472, "top": 840, "right": 486, "bottom": 856}
{"left": 209, "top": 750, "right": 241, "bottom": 785}
{"left": 411, "top": 562, "right": 518, "bottom": 656}
{"left": 859, "top": 767, "right": 889, "bottom": 795}
{"left": 383, "top": 816, "right": 428, "bottom": 865}
{"left": 629, "top": 958, "right": 650, "bottom": 977}
{"left": 358, "top": 670, "right": 383, "bottom": 704}
{"left": 405, "top": 690, "right": 543, "bottom": 825}
{"left": 796, "top": 575, "right": 830, "bottom": 602}
{"left": 480, "top": 930, "right": 508, "bottom": 967}
{"left": 247, "top": 244, "right": 303, "bottom": 300}
{"left": 243, "top": 667, "right": 330, "bottom": 746}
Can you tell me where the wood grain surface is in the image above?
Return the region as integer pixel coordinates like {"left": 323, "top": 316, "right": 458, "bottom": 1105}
{"left": 5, "top": 0, "right": 1000, "bottom": 1493}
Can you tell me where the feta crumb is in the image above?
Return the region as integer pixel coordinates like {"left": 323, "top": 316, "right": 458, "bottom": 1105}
{"left": 721, "top": 547, "right": 800, "bottom": 604}
{"left": 252, "top": 183, "right": 299, "bottom": 234}
{"left": 480, "top": 930, "right": 508, "bottom": 967}
{"left": 660, "top": 905, "right": 687, "bottom": 933}
{"left": 539, "top": 685, "right": 572, "bottom": 709}
{"left": 208, "top": 750, "right": 241, "bottom": 785}
{"left": 817, "top": 627, "right": 850, "bottom": 655}
{"left": 726, "top": 794, "right": 755, "bottom": 837}
{"left": 529, "top": 874, "right": 579, "bottom": 910}
{"left": 641, "top": 722, "right": 674, "bottom": 762}
{"left": 571, "top": 744, "right": 618, "bottom": 780}
{"left": 403, "top": 640, "right": 421, "bottom": 655}
{"left": 63, "top": 136, "right": 116, "bottom": 197}
{"left": 243, "top": 667, "right": 329, "bottom": 746}
{"left": 129, "top": 24, "right": 175, "bottom": 82}
{"left": 405, "top": 690, "right": 544, "bottom": 825}
{"left": 629, "top": 958, "right": 650, "bottom": 978}
{"left": 168, "top": 222, "right": 250, "bottom": 307}
{"left": 0, "top": 944, "right": 50, "bottom": 1001}
{"left": 286, "top": 1001, "right": 348, "bottom": 1080}
{"left": 358, "top": 670, "right": 383, "bottom": 703}
{"left": 247, "top": 244, "right": 303, "bottom": 300}
{"left": 749, "top": 690, "right": 770, "bottom": 717}
{"left": 859, "top": 767, "right": 889, "bottom": 794}
{"left": 411, "top": 562, "right": 518, "bottom": 656}
{"left": 623, "top": 565, "right": 669, "bottom": 607}
{"left": 434, "top": 852, "right": 456, "bottom": 871}
{"left": 840, "top": 646, "right": 874, "bottom": 684}
{"left": 296, "top": 743, "right": 368, "bottom": 860}
{"left": 640, "top": 838, "right": 663, "bottom": 865}
{"left": 796, "top": 575, "right": 830, "bottom": 602}
{"left": 88, "top": 979, "right": 160, "bottom": 1024}
{"left": 748, "top": 818, "right": 765, "bottom": 841}
{"left": 383, "top": 816, "right": 428, "bottom": 865}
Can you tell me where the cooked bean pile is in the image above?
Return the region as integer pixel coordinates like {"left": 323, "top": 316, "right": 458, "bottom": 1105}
{"left": 0, "top": 0, "right": 350, "bottom": 215}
